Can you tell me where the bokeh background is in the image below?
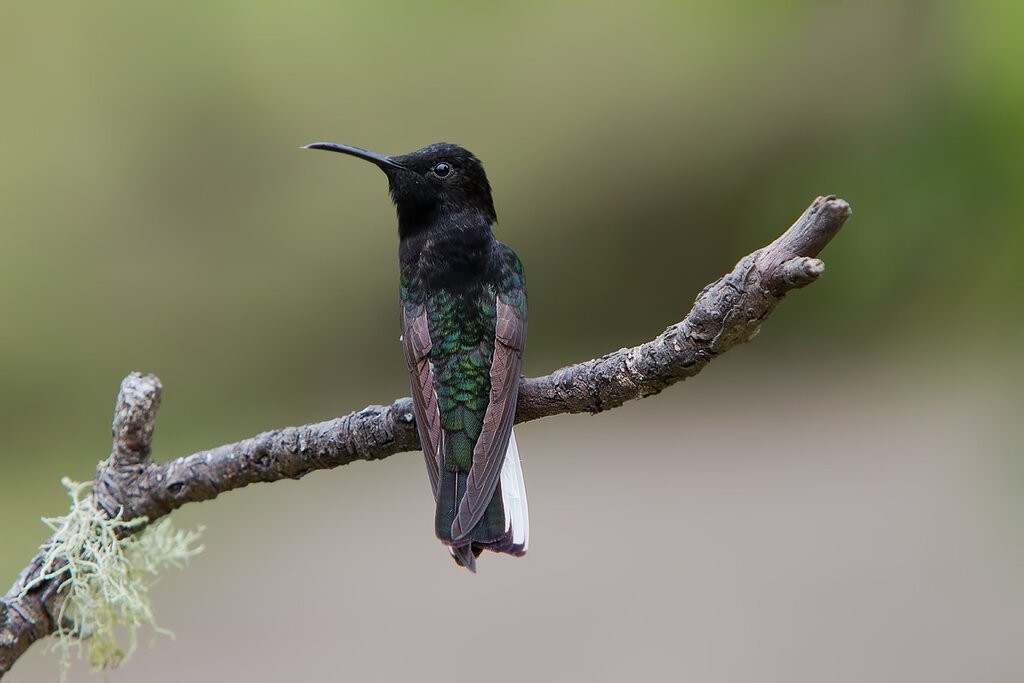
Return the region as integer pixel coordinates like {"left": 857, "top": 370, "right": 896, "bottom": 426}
{"left": 2, "top": 1, "right": 1021, "bottom": 681}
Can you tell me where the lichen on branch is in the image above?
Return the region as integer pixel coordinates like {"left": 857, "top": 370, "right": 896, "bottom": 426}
{"left": 22, "top": 478, "right": 202, "bottom": 677}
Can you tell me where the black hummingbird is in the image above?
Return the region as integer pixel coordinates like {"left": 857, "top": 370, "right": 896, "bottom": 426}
{"left": 304, "top": 141, "right": 529, "bottom": 572}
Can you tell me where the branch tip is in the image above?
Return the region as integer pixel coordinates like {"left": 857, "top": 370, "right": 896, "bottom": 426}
{"left": 826, "top": 196, "right": 850, "bottom": 217}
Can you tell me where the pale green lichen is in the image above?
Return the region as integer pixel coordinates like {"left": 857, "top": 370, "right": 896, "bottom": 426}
{"left": 21, "top": 478, "right": 203, "bottom": 678}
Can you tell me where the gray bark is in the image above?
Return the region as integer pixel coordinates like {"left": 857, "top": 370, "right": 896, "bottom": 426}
{"left": 0, "top": 195, "right": 851, "bottom": 677}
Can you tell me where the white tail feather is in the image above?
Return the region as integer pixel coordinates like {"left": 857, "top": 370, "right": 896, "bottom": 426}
{"left": 499, "top": 428, "right": 529, "bottom": 550}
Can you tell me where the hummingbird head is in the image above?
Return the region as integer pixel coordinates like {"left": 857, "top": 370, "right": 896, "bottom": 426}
{"left": 303, "top": 141, "right": 497, "bottom": 238}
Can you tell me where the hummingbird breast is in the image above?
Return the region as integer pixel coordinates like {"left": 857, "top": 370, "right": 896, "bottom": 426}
{"left": 410, "top": 224, "right": 497, "bottom": 293}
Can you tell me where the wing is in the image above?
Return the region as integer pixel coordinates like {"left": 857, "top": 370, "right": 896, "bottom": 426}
{"left": 402, "top": 305, "right": 443, "bottom": 495}
{"left": 450, "top": 295, "right": 527, "bottom": 542}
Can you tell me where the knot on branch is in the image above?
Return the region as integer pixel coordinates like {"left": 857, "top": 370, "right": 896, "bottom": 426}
{"left": 780, "top": 256, "right": 825, "bottom": 288}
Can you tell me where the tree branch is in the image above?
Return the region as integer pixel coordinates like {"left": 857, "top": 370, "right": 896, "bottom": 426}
{"left": 0, "top": 195, "right": 851, "bottom": 677}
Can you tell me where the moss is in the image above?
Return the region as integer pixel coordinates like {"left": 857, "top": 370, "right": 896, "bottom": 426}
{"left": 21, "top": 478, "right": 203, "bottom": 678}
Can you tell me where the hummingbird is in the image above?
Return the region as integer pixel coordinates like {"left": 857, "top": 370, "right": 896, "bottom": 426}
{"left": 304, "top": 141, "right": 529, "bottom": 572}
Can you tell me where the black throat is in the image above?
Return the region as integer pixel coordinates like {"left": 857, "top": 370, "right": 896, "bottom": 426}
{"left": 399, "top": 213, "right": 497, "bottom": 293}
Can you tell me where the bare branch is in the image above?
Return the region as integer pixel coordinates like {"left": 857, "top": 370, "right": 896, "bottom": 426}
{"left": 517, "top": 195, "right": 850, "bottom": 418}
{"left": 0, "top": 195, "right": 850, "bottom": 677}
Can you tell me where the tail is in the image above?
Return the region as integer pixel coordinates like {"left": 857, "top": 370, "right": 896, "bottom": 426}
{"left": 441, "top": 429, "right": 529, "bottom": 571}
{"left": 495, "top": 429, "right": 529, "bottom": 555}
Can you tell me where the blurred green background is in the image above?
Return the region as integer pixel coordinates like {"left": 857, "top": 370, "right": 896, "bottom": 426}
{"left": 2, "top": 1, "right": 1021, "bottom": 681}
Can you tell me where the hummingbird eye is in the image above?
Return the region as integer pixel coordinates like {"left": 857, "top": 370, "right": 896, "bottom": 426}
{"left": 432, "top": 162, "right": 452, "bottom": 178}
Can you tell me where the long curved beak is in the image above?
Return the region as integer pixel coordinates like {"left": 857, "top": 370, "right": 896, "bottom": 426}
{"left": 302, "top": 142, "right": 406, "bottom": 170}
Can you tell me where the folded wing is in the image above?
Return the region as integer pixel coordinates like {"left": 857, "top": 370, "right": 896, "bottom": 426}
{"left": 401, "top": 306, "right": 442, "bottom": 493}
